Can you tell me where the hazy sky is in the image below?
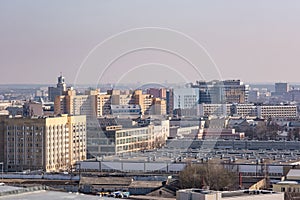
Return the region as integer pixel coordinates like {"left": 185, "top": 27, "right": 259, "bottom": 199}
{"left": 1, "top": 0, "right": 300, "bottom": 85}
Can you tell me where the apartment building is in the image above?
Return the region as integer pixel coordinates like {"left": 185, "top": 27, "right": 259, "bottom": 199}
{"left": 55, "top": 88, "right": 100, "bottom": 118}
{"left": 0, "top": 114, "right": 86, "bottom": 172}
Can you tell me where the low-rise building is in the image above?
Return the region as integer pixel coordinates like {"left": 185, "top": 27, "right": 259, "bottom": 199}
{"left": 177, "top": 189, "right": 283, "bottom": 200}
{"left": 273, "top": 169, "right": 300, "bottom": 194}
{"left": 87, "top": 119, "right": 169, "bottom": 157}
{"left": 257, "top": 105, "right": 297, "bottom": 118}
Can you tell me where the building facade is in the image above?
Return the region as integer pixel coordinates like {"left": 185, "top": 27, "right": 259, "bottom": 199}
{"left": 87, "top": 119, "right": 170, "bottom": 156}
{"left": 0, "top": 114, "right": 86, "bottom": 172}
{"left": 257, "top": 105, "right": 297, "bottom": 118}
{"left": 48, "top": 75, "right": 67, "bottom": 102}
{"left": 55, "top": 88, "right": 100, "bottom": 118}
{"left": 192, "top": 80, "right": 249, "bottom": 104}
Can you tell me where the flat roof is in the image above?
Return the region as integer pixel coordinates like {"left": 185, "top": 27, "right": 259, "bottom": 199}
{"left": 0, "top": 190, "right": 117, "bottom": 200}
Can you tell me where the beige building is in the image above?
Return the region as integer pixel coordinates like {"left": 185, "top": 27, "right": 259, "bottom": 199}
{"left": 0, "top": 114, "right": 86, "bottom": 172}
{"left": 273, "top": 169, "right": 300, "bottom": 193}
{"left": 257, "top": 105, "right": 297, "bottom": 118}
{"left": 109, "top": 89, "right": 132, "bottom": 106}
{"left": 132, "top": 90, "right": 153, "bottom": 115}
{"left": 151, "top": 98, "right": 167, "bottom": 115}
{"left": 55, "top": 88, "right": 168, "bottom": 117}
{"left": 55, "top": 88, "right": 101, "bottom": 118}
{"left": 98, "top": 93, "right": 112, "bottom": 116}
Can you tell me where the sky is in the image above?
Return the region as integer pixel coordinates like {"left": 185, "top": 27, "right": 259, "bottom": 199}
{"left": 1, "top": 0, "right": 300, "bottom": 85}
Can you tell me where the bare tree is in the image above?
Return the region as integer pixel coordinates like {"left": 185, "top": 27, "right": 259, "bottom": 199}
{"left": 179, "top": 162, "right": 238, "bottom": 191}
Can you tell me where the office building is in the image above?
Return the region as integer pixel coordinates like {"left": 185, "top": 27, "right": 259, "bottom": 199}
{"left": 87, "top": 119, "right": 169, "bottom": 156}
{"left": 166, "top": 89, "right": 174, "bottom": 115}
{"left": 230, "top": 104, "right": 258, "bottom": 117}
{"left": 192, "top": 80, "right": 249, "bottom": 104}
{"left": 257, "top": 105, "right": 297, "bottom": 118}
{"left": 198, "top": 103, "right": 231, "bottom": 117}
{"left": 48, "top": 74, "right": 67, "bottom": 102}
{"left": 248, "top": 90, "right": 259, "bottom": 103}
{"left": 111, "top": 104, "right": 141, "bottom": 117}
{"left": 199, "top": 103, "right": 297, "bottom": 119}
{"left": 173, "top": 88, "right": 199, "bottom": 116}
{"left": 275, "top": 82, "right": 289, "bottom": 95}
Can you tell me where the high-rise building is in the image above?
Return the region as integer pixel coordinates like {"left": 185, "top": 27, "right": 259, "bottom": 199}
{"left": 132, "top": 90, "right": 152, "bottom": 115}
{"left": 98, "top": 93, "right": 112, "bottom": 116}
{"left": 54, "top": 88, "right": 100, "bottom": 118}
{"left": 151, "top": 98, "right": 167, "bottom": 115}
{"left": 173, "top": 88, "right": 199, "bottom": 116}
{"left": 48, "top": 74, "right": 67, "bottom": 102}
{"left": 275, "top": 82, "right": 289, "bottom": 95}
{"left": 0, "top": 114, "right": 86, "bottom": 172}
{"left": 192, "top": 80, "right": 249, "bottom": 104}
{"left": 166, "top": 89, "right": 174, "bottom": 115}
{"left": 223, "top": 80, "right": 249, "bottom": 103}
{"left": 147, "top": 88, "right": 167, "bottom": 99}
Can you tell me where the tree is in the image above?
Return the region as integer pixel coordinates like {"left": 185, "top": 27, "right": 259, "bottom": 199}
{"left": 178, "top": 162, "right": 238, "bottom": 191}
{"left": 255, "top": 122, "right": 268, "bottom": 140}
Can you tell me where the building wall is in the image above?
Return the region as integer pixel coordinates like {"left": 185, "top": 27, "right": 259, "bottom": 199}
{"left": 177, "top": 189, "right": 283, "bottom": 200}
{"left": 44, "top": 116, "right": 70, "bottom": 172}
{"left": 0, "top": 115, "right": 86, "bottom": 172}
{"left": 151, "top": 98, "right": 167, "bottom": 115}
{"left": 115, "top": 127, "right": 150, "bottom": 154}
{"left": 48, "top": 75, "right": 67, "bottom": 102}
{"left": 273, "top": 183, "right": 300, "bottom": 193}
{"left": 55, "top": 89, "right": 98, "bottom": 118}
{"left": 275, "top": 83, "right": 289, "bottom": 94}
{"left": 101, "top": 120, "right": 171, "bottom": 155}
{"left": 198, "top": 104, "right": 230, "bottom": 117}
{"left": 166, "top": 89, "right": 174, "bottom": 115}
{"left": 98, "top": 94, "right": 111, "bottom": 116}
{"left": 192, "top": 80, "right": 249, "bottom": 104}
{"left": 257, "top": 105, "right": 297, "bottom": 118}
{"left": 68, "top": 115, "right": 87, "bottom": 165}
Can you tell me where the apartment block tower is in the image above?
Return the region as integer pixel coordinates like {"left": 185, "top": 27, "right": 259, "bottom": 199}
{"left": 54, "top": 88, "right": 101, "bottom": 118}
{"left": 0, "top": 114, "right": 86, "bottom": 172}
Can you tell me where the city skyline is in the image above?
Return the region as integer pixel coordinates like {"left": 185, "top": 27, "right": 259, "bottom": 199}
{"left": 1, "top": 1, "right": 300, "bottom": 85}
